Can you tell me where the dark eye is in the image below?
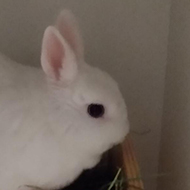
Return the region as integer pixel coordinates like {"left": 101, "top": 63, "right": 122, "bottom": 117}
{"left": 87, "top": 104, "right": 105, "bottom": 118}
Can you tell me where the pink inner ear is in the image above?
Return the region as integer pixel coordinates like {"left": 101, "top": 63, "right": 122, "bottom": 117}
{"left": 46, "top": 31, "right": 65, "bottom": 80}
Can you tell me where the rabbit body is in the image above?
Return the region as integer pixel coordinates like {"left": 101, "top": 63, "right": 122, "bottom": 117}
{"left": 0, "top": 10, "right": 129, "bottom": 190}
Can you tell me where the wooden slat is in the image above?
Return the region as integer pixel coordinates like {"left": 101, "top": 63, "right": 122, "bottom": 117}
{"left": 122, "top": 135, "right": 144, "bottom": 190}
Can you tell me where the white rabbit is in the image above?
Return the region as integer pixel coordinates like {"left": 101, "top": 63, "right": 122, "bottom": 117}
{"left": 0, "top": 10, "right": 129, "bottom": 190}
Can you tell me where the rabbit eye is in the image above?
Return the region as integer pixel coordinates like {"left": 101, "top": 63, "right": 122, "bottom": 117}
{"left": 87, "top": 104, "right": 105, "bottom": 118}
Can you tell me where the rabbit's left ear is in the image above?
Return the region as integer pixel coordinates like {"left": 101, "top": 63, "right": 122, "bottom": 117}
{"left": 55, "top": 10, "right": 84, "bottom": 61}
{"left": 41, "top": 26, "right": 78, "bottom": 83}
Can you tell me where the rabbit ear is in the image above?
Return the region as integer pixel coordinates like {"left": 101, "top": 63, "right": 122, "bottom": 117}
{"left": 41, "top": 26, "right": 78, "bottom": 82}
{"left": 55, "top": 10, "right": 84, "bottom": 61}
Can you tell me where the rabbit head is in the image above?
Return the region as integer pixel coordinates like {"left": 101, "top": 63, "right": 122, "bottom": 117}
{"left": 41, "top": 10, "right": 129, "bottom": 164}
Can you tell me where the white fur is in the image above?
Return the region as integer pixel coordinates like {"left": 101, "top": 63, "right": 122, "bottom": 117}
{"left": 0, "top": 10, "right": 129, "bottom": 190}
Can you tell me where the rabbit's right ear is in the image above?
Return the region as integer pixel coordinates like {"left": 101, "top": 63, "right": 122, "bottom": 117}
{"left": 55, "top": 10, "right": 84, "bottom": 61}
{"left": 41, "top": 26, "right": 78, "bottom": 83}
